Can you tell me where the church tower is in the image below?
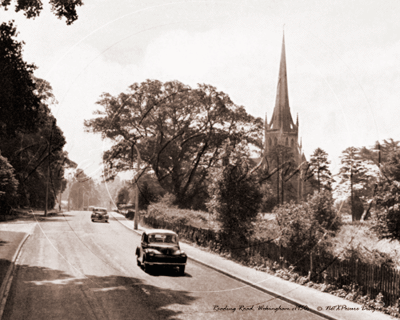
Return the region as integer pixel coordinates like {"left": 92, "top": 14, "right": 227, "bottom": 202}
{"left": 264, "top": 33, "right": 302, "bottom": 161}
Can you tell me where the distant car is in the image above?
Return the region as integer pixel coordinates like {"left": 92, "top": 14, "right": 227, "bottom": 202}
{"left": 136, "top": 229, "right": 187, "bottom": 275}
{"left": 91, "top": 207, "right": 109, "bottom": 223}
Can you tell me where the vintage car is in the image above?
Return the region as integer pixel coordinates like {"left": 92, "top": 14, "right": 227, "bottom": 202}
{"left": 91, "top": 207, "right": 109, "bottom": 223}
{"left": 136, "top": 229, "right": 187, "bottom": 275}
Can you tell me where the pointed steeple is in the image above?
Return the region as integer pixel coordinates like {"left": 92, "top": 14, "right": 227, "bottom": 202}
{"left": 269, "top": 32, "right": 296, "bottom": 133}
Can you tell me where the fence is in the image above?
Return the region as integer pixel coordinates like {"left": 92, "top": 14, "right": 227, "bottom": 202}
{"left": 142, "top": 216, "right": 400, "bottom": 307}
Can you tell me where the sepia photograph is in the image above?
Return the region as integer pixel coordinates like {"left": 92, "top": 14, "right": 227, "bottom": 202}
{"left": 0, "top": 0, "right": 399, "bottom": 319}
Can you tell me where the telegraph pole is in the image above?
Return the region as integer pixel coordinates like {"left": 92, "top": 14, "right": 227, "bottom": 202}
{"left": 133, "top": 144, "right": 141, "bottom": 230}
{"left": 44, "top": 120, "right": 55, "bottom": 217}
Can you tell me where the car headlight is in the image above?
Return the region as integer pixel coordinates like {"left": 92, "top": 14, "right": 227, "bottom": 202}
{"left": 173, "top": 250, "right": 186, "bottom": 257}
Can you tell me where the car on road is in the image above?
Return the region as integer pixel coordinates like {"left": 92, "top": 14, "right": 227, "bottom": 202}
{"left": 136, "top": 229, "right": 187, "bottom": 275}
{"left": 91, "top": 207, "right": 109, "bottom": 223}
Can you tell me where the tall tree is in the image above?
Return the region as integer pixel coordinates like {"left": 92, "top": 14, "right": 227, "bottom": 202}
{"left": 0, "top": 21, "right": 41, "bottom": 138}
{"left": 85, "top": 80, "right": 263, "bottom": 208}
{"left": 372, "top": 150, "right": 400, "bottom": 239}
{"left": 207, "top": 145, "right": 262, "bottom": 252}
{"left": 309, "top": 148, "right": 333, "bottom": 192}
{"left": 0, "top": 77, "right": 68, "bottom": 208}
{"left": 337, "top": 147, "right": 369, "bottom": 221}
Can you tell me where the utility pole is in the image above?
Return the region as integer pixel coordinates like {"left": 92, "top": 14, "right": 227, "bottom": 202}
{"left": 44, "top": 120, "right": 55, "bottom": 217}
{"left": 133, "top": 144, "right": 141, "bottom": 230}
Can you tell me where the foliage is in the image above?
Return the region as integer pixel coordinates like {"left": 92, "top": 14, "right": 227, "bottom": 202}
{"left": 147, "top": 203, "right": 210, "bottom": 229}
{"left": 116, "top": 186, "right": 130, "bottom": 206}
{"left": 157, "top": 193, "right": 177, "bottom": 207}
{"left": 85, "top": 79, "right": 263, "bottom": 208}
{"left": 328, "top": 224, "right": 398, "bottom": 267}
{"left": 1, "top": 0, "right": 83, "bottom": 25}
{"left": 274, "top": 190, "right": 340, "bottom": 254}
{"left": 0, "top": 21, "right": 41, "bottom": 138}
{"left": 0, "top": 79, "right": 68, "bottom": 208}
{"left": 308, "top": 148, "right": 333, "bottom": 192}
{"left": 336, "top": 147, "right": 371, "bottom": 221}
{"left": 308, "top": 189, "right": 341, "bottom": 231}
{"left": 68, "top": 169, "right": 99, "bottom": 209}
{"left": 252, "top": 213, "right": 280, "bottom": 241}
{"left": 0, "top": 152, "right": 18, "bottom": 213}
{"left": 207, "top": 155, "right": 262, "bottom": 251}
{"left": 138, "top": 181, "right": 158, "bottom": 210}
{"left": 359, "top": 139, "right": 400, "bottom": 166}
{"left": 370, "top": 150, "right": 400, "bottom": 240}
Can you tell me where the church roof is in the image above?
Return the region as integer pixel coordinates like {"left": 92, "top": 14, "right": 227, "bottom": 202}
{"left": 268, "top": 34, "right": 297, "bottom": 133}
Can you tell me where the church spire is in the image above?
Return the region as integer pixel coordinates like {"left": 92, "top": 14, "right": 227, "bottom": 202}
{"left": 268, "top": 32, "right": 296, "bottom": 133}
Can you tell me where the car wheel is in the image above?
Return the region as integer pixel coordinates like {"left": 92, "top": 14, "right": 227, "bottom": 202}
{"left": 144, "top": 263, "right": 151, "bottom": 273}
{"left": 178, "top": 266, "right": 185, "bottom": 275}
{"left": 91, "top": 219, "right": 94, "bottom": 222}
{"left": 136, "top": 257, "right": 141, "bottom": 267}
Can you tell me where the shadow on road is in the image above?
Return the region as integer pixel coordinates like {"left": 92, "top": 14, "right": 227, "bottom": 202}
{"left": 3, "top": 263, "right": 197, "bottom": 320}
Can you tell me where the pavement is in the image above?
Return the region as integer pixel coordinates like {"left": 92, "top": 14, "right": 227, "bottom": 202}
{"left": 0, "top": 211, "right": 396, "bottom": 320}
{"left": 111, "top": 211, "right": 396, "bottom": 320}
{"left": 0, "top": 216, "right": 36, "bottom": 319}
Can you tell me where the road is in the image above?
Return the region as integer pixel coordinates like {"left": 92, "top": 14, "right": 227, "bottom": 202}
{"left": 2, "top": 211, "right": 325, "bottom": 319}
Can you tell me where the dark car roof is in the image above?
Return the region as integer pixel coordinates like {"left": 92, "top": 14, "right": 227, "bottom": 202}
{"left": 144, "top": 229, "right": 177, "bottom": 236}
{"left": 93, "top": 207, "right": 107, "bottom": 211}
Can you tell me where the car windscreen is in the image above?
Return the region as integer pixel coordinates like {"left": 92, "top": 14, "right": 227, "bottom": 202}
{"left": 148, "top": 233, "right": 178, "bottom": 244}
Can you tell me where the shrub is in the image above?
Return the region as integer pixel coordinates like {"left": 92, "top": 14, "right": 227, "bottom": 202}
{"left": 206, "top": 162, "right": 262, "bottom": 253}
{"left": 0, "top": 153, "right": 18, "bottom": 214}
{"left": 274, "top": 190, "right": 340, "bottom": 255}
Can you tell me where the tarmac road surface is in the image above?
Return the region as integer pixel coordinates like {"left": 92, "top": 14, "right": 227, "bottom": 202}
{"left": 2, "top": 211, "right": 325, "bottom": 320}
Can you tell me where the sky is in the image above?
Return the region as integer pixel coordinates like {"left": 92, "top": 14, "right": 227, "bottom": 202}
{"left": 2, "top": 0, "right": 399, "bottom": 180}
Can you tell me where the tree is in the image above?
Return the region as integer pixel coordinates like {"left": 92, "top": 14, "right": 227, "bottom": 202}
{"left": 372, "top": 150, "right": 400, "bottom": 239}
{"left": 336, "top": 147, "right": 370, "bottom": 221}
{"left": 0, "top": 21, "right": 41, "bottom": 138}
{"left": 308, "top": 148, "right": 333, "bottom": 192}
{"left": 85, "top": 80, "right": 263, "bottom": 208}
{"left": 68, "top": 169, "right": 96, "bottom": 209}
{"left": 1, "top": 0, "right": 83, "bottom": 25}
{"left": 0, "top": 77, "right": 68, "bottom": 209}
{"left": 274, "top": 190, "right": 340, "bottom": 256}
{"left": 207, "top": 152, "right": 262, "bottom": 253}
{"left": 0, "top": 152, "right": 18, "bottom": 214}
{"left": 116, "top": 186, "right": 130, "bottom": 206}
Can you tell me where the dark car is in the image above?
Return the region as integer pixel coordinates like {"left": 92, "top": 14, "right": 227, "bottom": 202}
{"left": 91, "top": 207, "right": 109, "bottom": 223}
{"left": 136, "top": 229, "right": 187, "bottom": 274}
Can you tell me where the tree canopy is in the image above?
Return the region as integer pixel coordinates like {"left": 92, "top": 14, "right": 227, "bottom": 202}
{"left": 372, "top": 149, "right": 400, "bottom": 239}
{"left": 309, "top": 148, "right": 333, "bottom": 192}
{"left": 0, "top": 21, "right": 42, "bottom": 138}
{"left": 85, "top": 79, "right": 263, "bottom": 208}
{"left": 1, "top": 0, "right": 83, "bottom": 25}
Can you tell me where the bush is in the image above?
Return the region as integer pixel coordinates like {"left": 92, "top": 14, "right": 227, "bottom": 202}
{"left": 147, "top": 203, "right": 210, "bottom": 229}
{"left": 372, "top": 181, "right": 400, "bottom": 240}
{"left": 206, "top": 162, "right": 262, "bottom": 252}
{"left": 308, "top": 190, "right": 342, "bottom": 232}
{"left": 0, "top": 153, "right": 18, "bottom": 214}
{"left": 274, "top": 190, "right": 340, "bottom": 254}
